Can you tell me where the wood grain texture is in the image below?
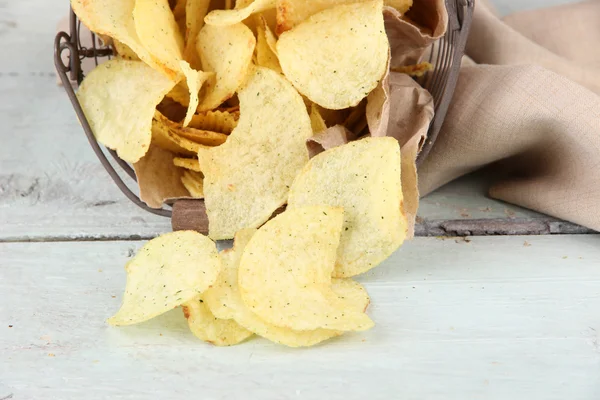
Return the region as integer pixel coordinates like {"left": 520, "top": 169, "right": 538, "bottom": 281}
{"left": 2, "top": 235, "right": 600, "bottom": 399}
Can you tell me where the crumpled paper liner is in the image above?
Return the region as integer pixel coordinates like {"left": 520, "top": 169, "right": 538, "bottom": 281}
{"left": 385, "top": 0, "right": 448, "bottom": 67}
{"left": 134, "top": 145, "right": 190, "bottom": 208}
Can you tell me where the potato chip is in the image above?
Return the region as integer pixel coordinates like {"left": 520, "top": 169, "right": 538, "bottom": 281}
{"left": 183, "top": 0, "right": 211, "bottom": 68}
{"left": 238, "top": 206, "right": 374, "bottom": 331}
{"left": 158, "top": 112, "right": 227, "bottom": 146}
{"left": 386, "top": 0, "right": 412, "bottom": 13}
{"left": 330, "top": 278, "right": 371, "bottom": 313}
{"left": 181, "top": 170, "right": 205, "bottom": 198}
{"left": 196, "top": 23, "right": 256, "bottom": 111}
{"left": 134, "top": 0, "right": 184, "bottom": 79}
{"left": 203, "top": 228, "right": 258, "bottom": 320}
{"left": 342, "top": 99, "right": 367, "bottom": 135}
{"left": 309, "top": 103, "right": 327, "bottom": 134}
{"left": 277, "top": 0, "right": 389, "bottom": 110}
{"left": 392, "top": 62, "right": 434, "bottom": 77}
{"left": 135, "top": 145, "right": 190, "bottom": 208}
{"left": 366, "top": 56, "right": 390, "bottom": 137}
{"left": 174, "top": 126, "right": 228, "bottom": 146}
{"left": 204, "top": 229, "right": 370, "bottom": 347}
{"left": 133, "top": 0, "right": 212, "bottom": 125}
{"left": 276, "top": 0, "right": 412, "bottom": 34}
{"left": 182, "top": 296, "right": 253, "bottom": 346}
{"left": 157, "top": 96, "right": 189, "bottom": 122}
{"left": 113, "top": 39, "right": 140, "bottom": 61}
{"left": 174, "top": 157, "right": 202, "bottom": 172}
{"left": 77, "top": 59, "right": 176, "bottom": 163}
{"left": 173, "top": 0, "right": 187, "bottom": 21}
{"left": 262, "top": 17, "right": 279, "bottom": 55}
{"left": 166, "top": 81, "right": 193, "bottom": 108}
{"left": 288, "top": 137, "right": 407, "bottom": 277}
{"left": 179, "top": 61, "right": 213, "bottom": 127}
{"left": 255, "top": 16, "right": 282, "bottom": 73}
{"left": 152, "top": 112, "right": 198, "bottom": 156}
{"left": 198, "top": 66, "right": 312, "bottom": 239}
{"left": 204, "top": 0, "right": 275, "bottom": 26}
{"left": 152, "top": 112, "right": 209, "bottom": 154}
{"left": 108, "top": 231, "right": 221, "bottom": 326}
{"left": 71, "top": 0, "right": 159, "bottom": 72}
{"left": 188, "top": 110, "right": 238, "bottom": 133}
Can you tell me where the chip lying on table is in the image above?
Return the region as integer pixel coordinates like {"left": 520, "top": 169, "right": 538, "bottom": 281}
{"left": 72, "top": 0, "right": 439, "bottom": 347}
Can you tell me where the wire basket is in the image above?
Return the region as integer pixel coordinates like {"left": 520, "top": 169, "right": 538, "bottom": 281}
{"left": 54, "top": 0, "right": 475, "bottom": 221}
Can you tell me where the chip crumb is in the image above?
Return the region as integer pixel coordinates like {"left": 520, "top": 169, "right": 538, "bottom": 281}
{"left": 48, "top": 353, "right": 55, "bottom": 357}
{"left": 523, "top": 241, "right": 531, "bottom": 247}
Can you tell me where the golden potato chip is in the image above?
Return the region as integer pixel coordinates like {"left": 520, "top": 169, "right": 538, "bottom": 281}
{"left": 77, "top": 60, "right": 176, "bottom": 163}
{"left": 181, "top": 170, "right": 205, "bottom": 198}
{"left": 198, "top": 66, "right": 312, "bottom": 240}
{"left": 188, "top": 110, "right": 238, "bottom": 133}
{"left": 71, "top": 0, "right": 159, "bottom": 72}
{"left": 135, "top": 145, "right": 190, "bottom": 208}
{"left": 343, "top": 99, "right": 367, "bottom": 132}
{"left": 152, "top": 112, "right": 209, "bottom": 154}
{"left": 158, "top": 112, "right": 227, "bottom": 145}
{"left": 179, "top": 61, "right": 213, "bottom": 127}
{"left": 166, "top": 81, "right": 193, "bottom": 108}
{"left": 113, "top": 39, "right": 140, "bottom": 60}
{"left": 276, "top": 0, "right": 412, "bottom": 34}
{"left": 152, "top": 112, "right": 198, "bottom": 156}
{"left": 204, "top": 229, "right": 370, "bottom": 347}
{"left": 183, "top": 0, "right": 211, "bottom": 68}
{"left": 196, "top": 23, "right": 256, "bottom": 111}
{"left": 239, "top": 206, "right": 374, "bottom": 331}
{"left": 182, "top": 296, "right": 253, "bottom": 346}
{"left": 133, "top": 0, "right": 212, "bottom": 124}
{"left": 108, "top": 231, "right": 221, "bottom": 326}
{"left": 173, "top": 0, "right": 187, "bottom": 21}
{"left": 157, "top": 96, "right": 188, "bottom": 122}
{"left": 262, "top": 17, "right": 279, "bottom": 55}
{"left": 173, "top": 157, "right": 202, "bottom": 172}
{"left": 255, "top": 16, "right": 282, "bottom": 73}
{"left": 134, "top": 0, "right": 184, "bottom": 79}
{"left": 392, "top": 62, "right": 434, "bottom": 77}
{"left": 277, "top": 0, "right": 389, "bottom": 110}
{"left": 174, "top": 126, "right": 228, "bottom": 146}
{"left": 203, "top": 228, "right": 258, "bottom": 320}
{"left": 386, "top": 0, "right": 412, "bottom": 13}
{"left": 288, "top": 137, "right": 407, "bottom": 277}
{"left": 204, "top": 0, "right": 275, "bottom": 26}
{"left": 309, "top": 103, "right": 327, "bottom": 134}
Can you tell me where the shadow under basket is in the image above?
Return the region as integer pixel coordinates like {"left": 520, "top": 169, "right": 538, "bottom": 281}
{"left": 54, "top": 0, "right": 475, "bottom": 234}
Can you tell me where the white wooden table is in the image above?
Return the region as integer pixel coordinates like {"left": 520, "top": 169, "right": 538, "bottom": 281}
{"left": 1, "top": 1, "right": 597, "bottom": 399}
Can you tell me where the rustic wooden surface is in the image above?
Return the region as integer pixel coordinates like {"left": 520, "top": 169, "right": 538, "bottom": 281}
{"left": 2, "top": 235, "right": 600, "bottom": 400}
{"left": 1, "top": 0, "right": 596, "bottom": 399}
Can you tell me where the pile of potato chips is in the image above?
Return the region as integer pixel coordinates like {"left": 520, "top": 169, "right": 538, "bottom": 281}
{"left": 72, "top": 0, "right": 446, "bottom": 346}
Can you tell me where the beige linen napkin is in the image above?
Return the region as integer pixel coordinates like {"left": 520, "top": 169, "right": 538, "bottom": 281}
{"left": 419, "top": 0, "right": 600, "bottom": 232}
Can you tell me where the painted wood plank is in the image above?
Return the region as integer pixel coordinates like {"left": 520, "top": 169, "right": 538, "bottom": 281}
{"left": 2, "top": 235, "right": 600, "bottom": 399}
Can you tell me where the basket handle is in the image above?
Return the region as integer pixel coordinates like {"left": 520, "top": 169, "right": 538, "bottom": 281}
{"left": 54, "top": 9, "right": 172, "bottom": 218}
